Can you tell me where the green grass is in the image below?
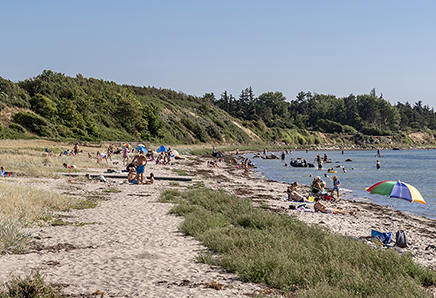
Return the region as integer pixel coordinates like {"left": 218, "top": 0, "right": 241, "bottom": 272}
{"left": 72, "top": 197, "right": 99, "bottom": 209}
{"left": 102, "top": 188, "right": 122, "bottom": 193}
{"left": 168, "top": 181, "right": 205, "bottom": 189}
{"left": 0, "top": 270, "right": 63, "bottom": 298}
{"left": 171, "top": 169, "right": 190, "bottom": 176}
{"left": 75, "top": 222, "right": 102, "bottom": 227}
{"left": 159, "top": 188, "right": 436, "bottom": 297}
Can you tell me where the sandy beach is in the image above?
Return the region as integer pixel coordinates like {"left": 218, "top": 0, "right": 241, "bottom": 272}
{"left": 1, "top": 151, "right": 436, "bottom": 297}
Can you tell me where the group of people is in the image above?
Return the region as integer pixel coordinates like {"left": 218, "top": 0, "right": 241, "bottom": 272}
{"left": 155, "top": 151, "right": 172, "bottom": 165}
{"left": 287, "top": 175, "right": 341, "bottom": 202}
{"left": 287, "top": 178, "right": 356, "bottom": 215}
{"left": 126, "top": 148, "right": 154, "bottom": 185}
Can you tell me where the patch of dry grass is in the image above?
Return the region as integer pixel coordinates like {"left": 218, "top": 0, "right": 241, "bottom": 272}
{"left": 0, "top": 150, "right": 113, "bottom": 178}
{"left": 0, "top": 183, "right": 78, "bottom": 253}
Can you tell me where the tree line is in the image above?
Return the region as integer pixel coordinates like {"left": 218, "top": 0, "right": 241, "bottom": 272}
{"left": 214, "top": 87, "right": 436, "bottom": 136}
{"left": 1, "top": 70, "right": 435, "bottom": 144}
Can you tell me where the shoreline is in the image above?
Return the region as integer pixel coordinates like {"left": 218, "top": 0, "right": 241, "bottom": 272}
{"left": 0, "top": 152, "right": 435, "bottom": 297}
{"left": 199, "top": 151, "right": 436, "bottom": 270}
{"left": 240, "top": 148, "right": 436, "bottom": 221}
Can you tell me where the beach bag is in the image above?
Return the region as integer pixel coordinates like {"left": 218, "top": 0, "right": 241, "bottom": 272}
{"left": 322, "top": 195, "right": 332, "bottom": 201}
{"left": 395, "top": 230, "right": 408, "bottom": 248}
{"left": 371, "top": 230, "right": 392, "bottom": 245}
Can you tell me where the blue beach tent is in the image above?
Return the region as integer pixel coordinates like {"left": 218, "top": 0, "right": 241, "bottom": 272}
{"left": 136, "top": 146, "right": 147, "bottom": 153}
{"left": 156, "top": 145, "right": 167, "bottom": 153}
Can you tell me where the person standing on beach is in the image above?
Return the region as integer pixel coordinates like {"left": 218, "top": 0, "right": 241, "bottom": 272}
{"left": 376, "top": 160, "right": 381, "bottom": 170}
{"left": 132, "top": 149, "right": 147, "bottom": 184}
{"left": 123, "top": 145, "right": 130, "bottom": 165}
{"left": 331, "top": 175, "right": 341, "bottom": 199}
{"left": 244, "top": 158, "right": 249, "bottom": 175}
{"left": 73, "top": 142, "right": 80, "bottom": 155}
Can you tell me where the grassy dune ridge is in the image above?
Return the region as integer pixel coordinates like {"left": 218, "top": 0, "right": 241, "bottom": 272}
{"left": 160, "top": 188, "right": 436, "bottom": 297}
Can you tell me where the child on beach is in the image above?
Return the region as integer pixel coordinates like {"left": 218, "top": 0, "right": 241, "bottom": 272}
{"left": 97, "top": 151, "right": 108, "bottom": 164}
{"left": 332, "top": 175, "right": 341, "bottom": 199}
{"left": 145, "top": 173, "right": 155, "bottom": 184}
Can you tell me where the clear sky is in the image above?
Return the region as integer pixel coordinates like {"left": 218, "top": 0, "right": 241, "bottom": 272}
{"left": 2, "top": 1, "right": 436, "bottom": 108}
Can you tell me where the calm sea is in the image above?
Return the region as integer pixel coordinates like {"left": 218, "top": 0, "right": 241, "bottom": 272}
{"left": 248, "top": 149, "right": 436, "bottom": 219}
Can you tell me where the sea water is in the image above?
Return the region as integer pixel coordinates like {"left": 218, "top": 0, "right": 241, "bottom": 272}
{"left": 249, "top": 149, "right": 436, "bottom": 219}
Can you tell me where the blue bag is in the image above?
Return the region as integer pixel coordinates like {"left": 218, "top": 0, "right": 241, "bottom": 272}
{"left": 371, "top": 230, "right": 392, "bottom": 245}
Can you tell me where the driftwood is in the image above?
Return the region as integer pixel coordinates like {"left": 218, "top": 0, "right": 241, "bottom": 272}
{"left": 63, "top": 173, "right": 193, "bottom": 181}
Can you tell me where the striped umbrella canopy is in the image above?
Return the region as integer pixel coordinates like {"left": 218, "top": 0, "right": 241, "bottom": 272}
{"left": 366, "top": 180, "right": 425, "bottom": 232}
{"left": 366, "top": 180, "right": 425, "bottom": 204}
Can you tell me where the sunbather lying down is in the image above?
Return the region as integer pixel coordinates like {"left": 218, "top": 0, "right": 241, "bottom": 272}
{"left": 314, "top": 197, "right": 356, "bottom": 215}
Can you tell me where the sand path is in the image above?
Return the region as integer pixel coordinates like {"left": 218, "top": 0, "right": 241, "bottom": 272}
{"left": 0, "top": 163, "right": 263, "bottom": 297}
{"left": 1, "top": 153, "right": 436, "bottom": 297}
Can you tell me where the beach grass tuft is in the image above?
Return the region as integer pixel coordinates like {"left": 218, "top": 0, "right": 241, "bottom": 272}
{"left": 0, "top": 183, "right": 79, "bottom": 253}
{"left": 171, "top": 169, "right": 190, "bottom": 176}
{"left": 0, "top": 270, "right": 63, "bottom": 298}
{"left": 160, "top": 188, "right": 436, "bottom": 297}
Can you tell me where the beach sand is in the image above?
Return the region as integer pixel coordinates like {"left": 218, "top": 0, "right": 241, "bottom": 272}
{"left": 1, "top": 152, "right": 436, "bottom": 297}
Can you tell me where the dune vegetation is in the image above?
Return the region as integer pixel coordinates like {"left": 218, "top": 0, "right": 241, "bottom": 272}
{"left": 160, "top": 188, "right": 436, "bottom": 297}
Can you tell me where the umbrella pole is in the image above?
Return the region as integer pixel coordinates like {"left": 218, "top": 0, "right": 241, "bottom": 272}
{"left": 389, "top": 197, "right": 397, "bottom": 233}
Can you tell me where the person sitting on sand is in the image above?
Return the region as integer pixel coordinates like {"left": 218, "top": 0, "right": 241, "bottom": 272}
{"left": 314, "top": 197, "right": 356, "bottom": 215}
{"left": 287, "top": 182, "right": 310, "bottom": 202}
{"left": 127, "top": 168, "right": 137, "bottom": 184}
{"left": 311, "top": 176, "right": 322, "bottom": 194}
{"left": 145, "top": 173, "right": 155, "bottom": 184}
{"left": 319, "top": 181, "right": 329, "bottom": 196}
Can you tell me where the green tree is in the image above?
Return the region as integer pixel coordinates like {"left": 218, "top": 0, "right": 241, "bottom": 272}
{"left": 29, "top": 93, "right": 57, "bottom": 120}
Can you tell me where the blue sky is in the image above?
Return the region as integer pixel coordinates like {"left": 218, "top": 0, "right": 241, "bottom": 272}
{"left": 2, "top": 1, "right": 436, "bottom": 108}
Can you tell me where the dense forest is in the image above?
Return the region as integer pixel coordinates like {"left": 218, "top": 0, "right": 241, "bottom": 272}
{"left": 0, "top": 70, "right": 435, "bottom": 147}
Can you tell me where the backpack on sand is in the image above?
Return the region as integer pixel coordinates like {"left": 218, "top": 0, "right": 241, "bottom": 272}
{"left": 395, "top": 230, "right": 408, "bottom": 248}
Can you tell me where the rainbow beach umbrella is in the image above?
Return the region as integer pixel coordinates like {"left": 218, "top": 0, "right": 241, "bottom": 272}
{"left": 366, "top": 180, "right": 425, "bottom": 232}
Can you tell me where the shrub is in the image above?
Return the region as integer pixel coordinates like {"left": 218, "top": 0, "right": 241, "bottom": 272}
{"left": 317, "top": 119, "right": 343, "bottom": 133}
{"left": 342, "top": 125, "right": 357, "bottom": 135}
{"left": 360, "top": 125, "right": 383, "bottom": 136}
{"left": 8, "top": 123, "right": 26, "bottom": 133}
{"left": 13, "top": 111, "right": 56, "bottom": 138}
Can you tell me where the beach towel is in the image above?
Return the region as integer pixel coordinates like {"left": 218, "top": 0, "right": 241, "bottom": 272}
{"left": 371, "top": 230, "right": 392, "bottom": 245}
